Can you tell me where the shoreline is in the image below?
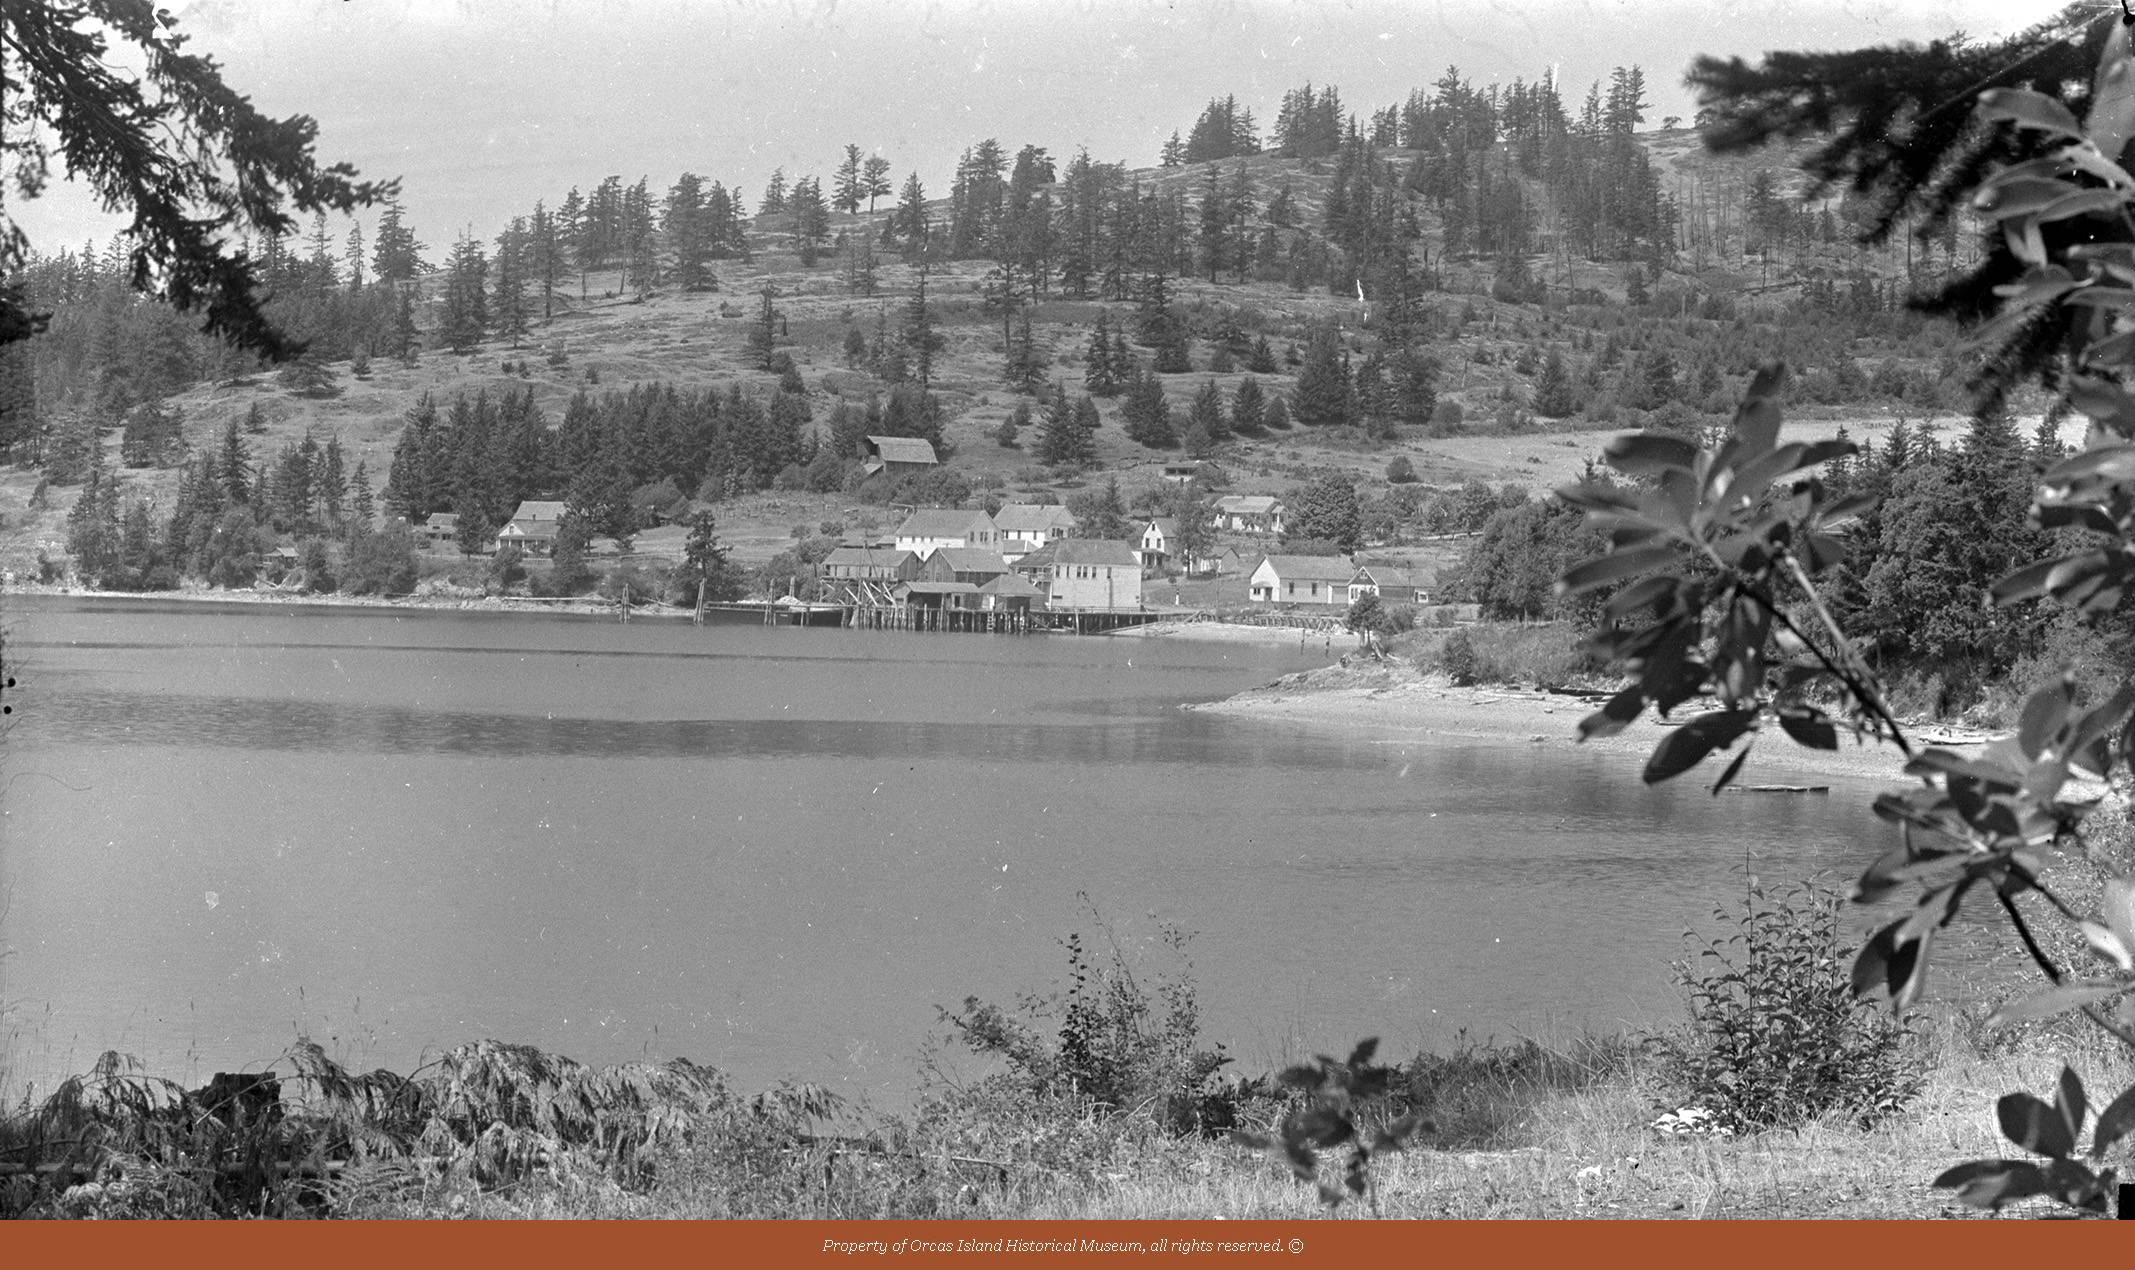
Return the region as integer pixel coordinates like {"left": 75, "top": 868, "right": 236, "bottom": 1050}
{"left": 1188, "top": 657, "right": 1990, "bottom": 787}
{"left": 0, "top": 581, "right": 697, "bottom": 620}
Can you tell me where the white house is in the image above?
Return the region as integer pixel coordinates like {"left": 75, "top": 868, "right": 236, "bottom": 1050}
{"left": 894, "top": 508, "right": 1000, "bottom": 556}
{"left": 1348, "top": 564, "right": 1427, "bottom": 605}
{"left": 1249, "top": 554, "right": 1357, "bottom": 606}
{"left": 992, "top": 504, "right": 1079, "bottom": 558}
{"left": 494, "top": 500, "right": 567, "bottom": 556}
{"left": 1211, "top": 494, "right": 1285, "bottom": 535}
{"left": 1045, "top": 539, "right": 1144, "bottom": 611}
{"left": 1136, "top": 517, "right": 1209, "bottom": 575}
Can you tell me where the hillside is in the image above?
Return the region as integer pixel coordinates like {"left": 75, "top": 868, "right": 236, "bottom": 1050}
{"left": 0, "top": 129, "right": 2011, "bottom": 587}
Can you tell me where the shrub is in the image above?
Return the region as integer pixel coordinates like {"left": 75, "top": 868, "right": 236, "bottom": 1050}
{"left": 488, "top": 545, "right": 527, "bottom": 594}
{"left": 342, "top": 524, "right": 419, "bottom": 596}
{"left": 1439, "top": 626, "right": 1478, "bottom": 684}
{"left": 1664, "top": 883, "right": 1923, "bottom": 1133}
{"left": 938, "top": 922, "right": 1232, "bottom": 1135}
{"left": 298, "top": 539, "right": 336, "bottom": 594}
{"left": 1385, "top": 456, "right": 1416, "bottom": 484}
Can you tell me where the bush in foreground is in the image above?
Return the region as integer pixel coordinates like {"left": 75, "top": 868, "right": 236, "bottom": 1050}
{"left": 1663, "top": 883, "right": 1923, "bottom": 1133}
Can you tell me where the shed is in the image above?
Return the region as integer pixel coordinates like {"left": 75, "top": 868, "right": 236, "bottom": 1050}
{"left": 863, "top": 435, "right": 940, "bottom": 479}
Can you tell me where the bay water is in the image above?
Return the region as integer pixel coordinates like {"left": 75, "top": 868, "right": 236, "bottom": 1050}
{"left": 0, "top": 597, "right": 1971, "bottom": 1104}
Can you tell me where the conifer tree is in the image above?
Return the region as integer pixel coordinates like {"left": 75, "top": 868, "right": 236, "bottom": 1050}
{"left": 996, "top": 400, "right": 1029, "bottom": 448}
{"left": 1189, "top": 378, "right": 1230, "bottom": 451}
{"left": 893, "top": 173, "right": 930, "bottom": 255}
{"left": 348, "top": 458, "right": 376, "bottom": 534}
{"left": 862, "top": 155, "right": 894, "bottom": 213}
{"left": 758, "top": 169, "right": 788, "bottom": 217}
{"left": 665, "top": 174, "right": 715, "bottom": 291}
{"left": 833, "top": 145, "right": 865, "bottom": 215}
{"left": 492, "top": 217, "right": 530, "bottom": 347}
{"left": 1231, "top": 376, "right": 1268, "bottom": 436}
{"left": 440, "top": 234, "right": 488, "bottom": 354}
{"left": 391, "top": 286, "right": 420, "bottom": 364}
{"left": 1292, "top": 329, "right": 1354, "bottom": 426}
{"left": 219, "top": 415, "right": 251, "bottom": 507}
{"left": 1122, "top": 364, "right": 1175, "bottom": 448}
{"left": 371, "top": 199, "right": 428, "bottom": 283}
{"left": 1084, "top": 312, "right": 1121, "bottom": 396}
{"left": 902, "top": 266, "right": 942, "bottom": 389}
{"left": 789, "top": 175, "right": 831, "bottom": 265}
{"left": 1035, "top": 381, "right": 1088, "bottom": 467}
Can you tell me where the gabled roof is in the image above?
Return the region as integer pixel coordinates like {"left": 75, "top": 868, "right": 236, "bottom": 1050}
{"left": 822, "top": 545, "right": 914, "bottom": 569}
{"left": 1258, "top": 554, "right": 1357, "bottom": 581}
{"left": 1215, "top": 494, "right": 1282, "bottom": 514}
{"left": 896, "top": 508, "right": 994, "bottom": 539}
{"left": 992, "top": 503, "right": 1078, "bottom": 534}
{"left": 1143, "top": 517, "right": 1179, "bottom": 539}
{"left": 1047, "top": 539, "right": 1140, "bottom": 567}
{"left": 977, "top": 573, "right": 1042, "bottom": 597}
{"left": 928, "top": 547, "right": 1010, "bottom": 575}
{"left": 427, "top": 512, "right": 460, "bottom": 528}
{"left": 866, "top": 435, "right": 939, "bottom": 465}
{"left": 1352, "top": 564, "right": 1422, "bottom": 588}
{"left": 1013, "top": 540, "right": 1062, "bottom": 571}
{"left": 509, "top": 500, "right": 567, "bottom": 524}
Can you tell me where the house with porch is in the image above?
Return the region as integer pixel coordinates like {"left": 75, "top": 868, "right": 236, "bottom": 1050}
{"left": 1136, "top": 517, "right": 1215, "bottom": 576}
{"left": 862, "top": 435, "right": 939, "bottom": 480}
{"left": 1045, "top": 540, "right": 1144, "bottom": 611}
{"left": 1249, "top": 554, "right": 1358, "bottom": 607}
{"left": 894, "top": 508, "right": 1000, "bottom": 555}
{"left": 1211, "top": 494, "right": 1285, "bottom": 535}
{"left": 494, "top": 500, "right": 566, "bottom": 556}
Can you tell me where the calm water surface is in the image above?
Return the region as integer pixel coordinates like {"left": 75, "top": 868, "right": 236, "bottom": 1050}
{"left": 0, "top": 596, "right": 1997, "bottom": 1102}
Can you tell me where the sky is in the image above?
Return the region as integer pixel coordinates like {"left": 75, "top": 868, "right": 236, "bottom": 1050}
{"left": 7, "top": 0, "right": 2084, "bottom": 256}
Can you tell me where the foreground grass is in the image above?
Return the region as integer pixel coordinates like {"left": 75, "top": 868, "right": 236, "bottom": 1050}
{"left": 12, "top": 1010, "right": 2109, "bottom": 1221}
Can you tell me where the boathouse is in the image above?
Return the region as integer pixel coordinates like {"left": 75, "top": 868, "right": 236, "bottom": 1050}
{"left": 917, "top": 547, "right": 1012, "bottom": 586}
{"left": 820, "top": 544, "right": 918, "bottom": 583}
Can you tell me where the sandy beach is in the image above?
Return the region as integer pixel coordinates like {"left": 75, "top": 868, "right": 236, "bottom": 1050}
{"left": 1187, "top": 655, "right": 1992, "bottom": 789}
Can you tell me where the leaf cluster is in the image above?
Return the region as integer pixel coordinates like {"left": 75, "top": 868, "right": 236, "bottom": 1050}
{"left": 1559, "top": 361, "right": 1873, "bottom": 792}
{"left": 1933, "top": 1065, "right": 2135, "bottom": 1213}
{"left": 1230, "top": 1038, "right": 1432, "bottom": 1212}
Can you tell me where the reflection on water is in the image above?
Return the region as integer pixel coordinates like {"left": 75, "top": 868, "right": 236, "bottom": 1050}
{"left": 38, "top": 688, "right": 1378, "bottom": 769}
{"left": 0, "top": 597, "right": 2017, "bottom": 1104}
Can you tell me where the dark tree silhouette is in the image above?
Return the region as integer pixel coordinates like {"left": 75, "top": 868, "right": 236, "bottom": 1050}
{"left": 2, "top": 0, "right": 396, "bottom": 353}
